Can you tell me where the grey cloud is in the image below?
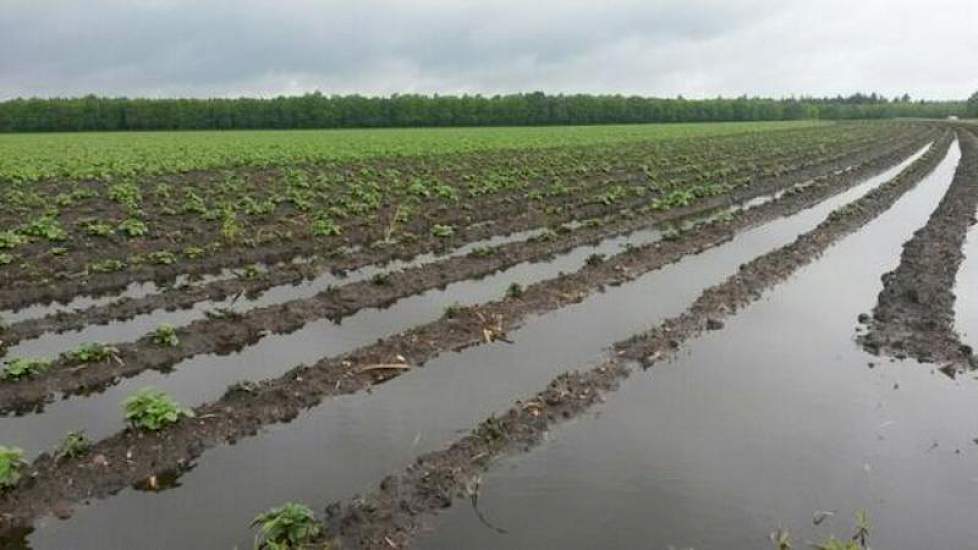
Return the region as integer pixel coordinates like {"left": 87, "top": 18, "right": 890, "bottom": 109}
{"left": 1, "top": 0, "right": 975, "bottom": 100}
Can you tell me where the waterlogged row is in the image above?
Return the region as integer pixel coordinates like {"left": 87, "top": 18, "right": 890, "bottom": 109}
{"left": 7, "top": 132, "right": 950, "bottom": 550}
{"left": 0, "top": 122, "right": 925, "bottom": 299}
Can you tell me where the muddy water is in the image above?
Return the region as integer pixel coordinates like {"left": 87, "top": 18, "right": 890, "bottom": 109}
{"left": 0, "top": 280, "right": 162, "bottom": 325}
{"left": 3, "top": 227, "right": 550, "bottom": 359}
{"left": 3, "top": 146, "right": 930, "bottom": 456}
{"left": 416, "top": 144, "right": 975, "bottom": 549}
{"left": 0, "top": 267, "right": 248, "bottom": 326}
{"left": 4, "top": 144, "right": 932, "bottom": 361}
{"left": 21, "top": 146, "right": 943, "bottom": 549}
{"left": 4, "top": 225, "right": 664, "bottom": 454}
{"left": 954, "top": 225, "right": 978, "bottom": 350}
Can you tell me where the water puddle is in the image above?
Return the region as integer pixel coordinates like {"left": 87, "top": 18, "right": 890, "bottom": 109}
{"left": 19, "top": 144, "right": 944, "bottom": 549}
{"left": 0, "top": 267, "right": 245, "bottom": 326}
{"left": 5, "top": 143, "right": 931, "bottom": 361}
{"left": 416, "top": 142, "right": 974, "bottom": 550}
{"left": 4, "top": 225, "right": 665, "bottom": 453}
{"left": 954, "top": 224, "right": 978, "bottom": 351}
{"left": 3, "top": 228, "right": 549, "bottom": 359}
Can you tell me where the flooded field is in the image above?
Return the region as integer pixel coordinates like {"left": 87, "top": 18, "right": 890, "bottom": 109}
{"left": 2, "top": 120, "right": 975, "bottom": 549}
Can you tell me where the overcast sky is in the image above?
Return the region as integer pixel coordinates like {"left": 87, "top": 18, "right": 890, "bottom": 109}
{"left": 2, "top": 0, "right": 976, "bottom": 101}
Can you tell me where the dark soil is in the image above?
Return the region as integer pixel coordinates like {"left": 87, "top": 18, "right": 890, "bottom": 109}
{"left": 0, "top": 126, "right": 929, "bottom": 314}
{"left": 311, "top": 131, "right": 955, "bottom": 550}
{"left": 0, "top": 129, "right": 935, "bottom": 414}
{"left": 858, "top": 128, "right": 978, "bottom": 375}
{"left": 0, "top": 131, "right": 950, "bottom": 537}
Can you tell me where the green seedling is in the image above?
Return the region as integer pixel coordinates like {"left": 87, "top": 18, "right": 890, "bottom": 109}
{"left": 468, "top": 246, "right": 495, "bottom": 258}
{"left": 444, "top": 303, "right": 467, "bottom": 318}
{"left": 506, "top": 282, "right": 524, "bottom": 299}
{"left": 311, "top": 214, "right": 342, "bottom": 237}
{"left": 117, "top": 218, "right": 148, "bottom": 238}
{"left": 152, "top": 324, "right": 180, "bottom": 347}
{"left": 88, "top": 259, "right": 126, "bottom": 273}
{"left": 431, "top": 224, "right": 455, "bottom": 238}
{"left": 65, "top": 342, "right": 119, "bottom": 364}
{"left": 56, "top": 431, "right": 91, "bottom": 461}
{"left": 1, "top": 357, "right": 51, "bottom": 381}
{"left": 0, "top": 446, "right": 26, "bottom": 489}
{"left": 122, "top": 388, "right": 194, "bottom": 432}
{"left": 147, "top": 251, "right": 177, "bottom": 265}
{"left": 22, "top": 216, "right": 67, "bottom": 241}
{"left": 251, "top": 502, "right": 321, "bottom": 549}
{"left": 183, "top": 246, "right": 205, "bottom": 259}
{"left": 0, "top": 231, "right": 26, "bottom": 250}
{"left": 81, "top": 220, "right": 114, "bottom": 237}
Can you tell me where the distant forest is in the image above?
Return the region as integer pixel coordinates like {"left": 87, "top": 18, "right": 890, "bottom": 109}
{"left": 0, "top": 92, "right": 969, "bottom": 132}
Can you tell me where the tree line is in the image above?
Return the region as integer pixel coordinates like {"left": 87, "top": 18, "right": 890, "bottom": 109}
{"left": 0, "top": 92, "right": 967, "bottom": 132}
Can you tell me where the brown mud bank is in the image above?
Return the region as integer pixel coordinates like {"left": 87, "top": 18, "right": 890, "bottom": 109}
{"left": 0, "top": 132, "right": 952, "bottom": 537}
{"left": 859, "top": 128, "right": 978, "bottom": 375}
{"left": 0, "top": 134, "right": 935, "bottom": 415}
{"left": 0, "top": 127, "right": 930, "bottom": 316}
{"left": 310, "top": 132, "right": 956, "bottom": 549}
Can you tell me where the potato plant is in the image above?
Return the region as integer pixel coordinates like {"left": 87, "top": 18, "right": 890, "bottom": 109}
{"left": 122, "top": 388, "right": 194, "bottom": 431}
{"left": 1, "top": 357, "right": 51, "bottom": 381}
{"left": 251, "top": 502, "right": 321, "bottom": 549}
{"left": 0, "top": 446, "right": 26, "bottom": 489}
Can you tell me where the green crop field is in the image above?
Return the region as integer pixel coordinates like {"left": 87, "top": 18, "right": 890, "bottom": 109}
{"left": 0, "top": 120, "right": 825, "bottom": 183}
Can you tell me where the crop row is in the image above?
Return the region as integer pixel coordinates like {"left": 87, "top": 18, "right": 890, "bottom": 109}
{"left": 0, "top": 128, "right": 951, "bottom": 539}
{"left": 0, "top": 121, "right": 827, "bottom": 183}
{"left": 0, "top": 123, "right": 938, "bottom": 356}
{"left": 0, "top": 122, "right": 925, "bottom": 311}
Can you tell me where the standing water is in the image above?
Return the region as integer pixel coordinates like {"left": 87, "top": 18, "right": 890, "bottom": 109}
{"left": 417, "top": 142, "right": 976, "bottom": 549}
{"left": 22, "top": 145, "right": 945, "bottom": 548}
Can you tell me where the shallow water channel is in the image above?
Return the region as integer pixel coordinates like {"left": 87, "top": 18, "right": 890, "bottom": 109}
{"left": 19, "top": 145, "right": 945, "bottom": 548}
{"left": 414, "top": 143, "right": 978, "bottom": 549}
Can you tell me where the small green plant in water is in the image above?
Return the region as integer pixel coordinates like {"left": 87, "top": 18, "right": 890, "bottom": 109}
{"left": 0, "top": 446, "right": 26, "bottom": 489}
{"left": 65, "top": 342, "right": 119, "bottom": 364}
{"left": 241, "top": 264, "right": 262, "bottom": 280}
{"left": 152, "top": 324, "right": 180, "bottom": 347}
{"left": 771, "top": 511, "right": 871, "bottom": 550}
{"left": 56, "top": 431, "right": 91, "bottom": 461}
{"left": 1, "top": 357, "right": 51, "bottom": 381}
{"left": 444, "top": 303, "right": 467, "bottom": 318}
{"left": 506, "top": 282, "right": 524, "bottom": 299}
{"left": 123, "top": 388, "right": 194, "bottom": 431}
{"left": 468, "top": 246, "right": 495, "bottom": 258}
{"left": 251, "top": 502, "right": 321, "bottom": 549}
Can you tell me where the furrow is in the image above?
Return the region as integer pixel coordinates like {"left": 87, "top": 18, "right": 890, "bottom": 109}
{"left": 0, "top": 137, "right": 934, "bottom": 416}
{"left": 858, "top": 128, "right": 978, "bottom": 374}
{"left": 0, "top": 126, "right": 929, "bottom": 317}
{"left": 310, "top": 132, "right": 958, "bottom": 550}
{"left": 0, "top": 132, "right": 951, "bottom": 538}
